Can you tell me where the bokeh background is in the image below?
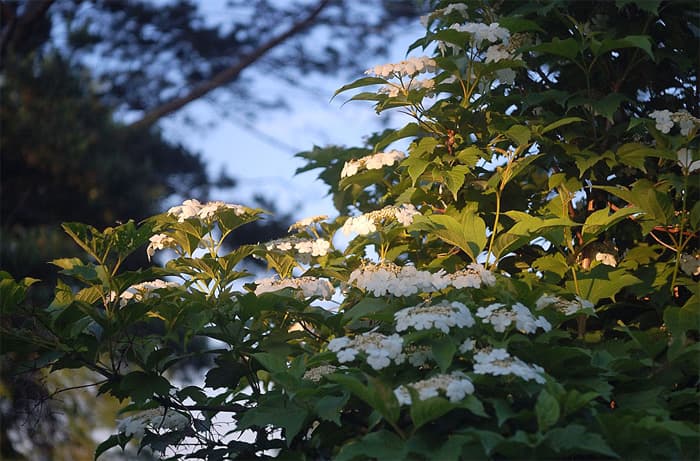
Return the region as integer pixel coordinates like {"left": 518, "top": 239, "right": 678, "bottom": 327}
{"left": 0, "top": 0, "right": 427, "bottom": 458}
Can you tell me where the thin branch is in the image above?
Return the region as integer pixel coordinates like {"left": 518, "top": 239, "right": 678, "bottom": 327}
{"left": 0, "top": 0, "right": 55, "bottom": 67}
{"left": 129, "top": 0, "right": 331, "bottom": 130}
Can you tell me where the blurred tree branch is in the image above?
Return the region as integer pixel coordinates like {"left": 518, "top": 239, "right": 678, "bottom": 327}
{"left": 129, "top": 0, "right": 331, "bottom": 129}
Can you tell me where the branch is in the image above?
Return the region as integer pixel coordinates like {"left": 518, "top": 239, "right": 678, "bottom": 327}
{"left": 0, "top": 0, "right": 55, "bottom": 67}
{"left": 129, "top": 0, "right": 331, "bottom": 130}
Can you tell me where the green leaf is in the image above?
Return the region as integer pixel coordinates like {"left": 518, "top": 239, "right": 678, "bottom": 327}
{"left": 367, "top": 376, "right": 400, "bottom": 424}
{"left": 546, "top": 424, "right": 619, "bottom": 458}
{"left": 540, "top": 117, "right": 584, "bottom": 135}
{"left": 335, "top": 431, "right": 406, "bottom": 461}
{"left": 691, "top": 200, "right": 700, "bottom": 230}
{"left": 565, "top": 266, "right": 641, "bottom": 304}
{"left": 253, "top": 352, "right": 288, "bottom": 374}
{"left": 536, "top": 389, "right": 560, "bottom": 432}
{"left": 420, "top": 208, "right": 487, "bottom": 261}
{"left": 505, "top": 124, "right": 531, "bottom": 146}
{"left": 616, "top": 142, "right": 667, "bottom": 170}
{"left": 527, "top": 38, "right": 581, "bottom": 60}
{"left": 581, "top": 207, "right": 641, "bottom": 244}
{"left": 591, "top": 93, "right": 629, "bottom": 121}
{"left": 410, "top": 394, "right": 456, "bottom": 430}
{"left": 342, "top": 297, "right": 394, "bottom": 324}
{"left": 375, "top": 123, "right": 422, "bottom": 152}
{"left": 592, "top": 34, "right": 654, "bottom": 60}
{"left": 333, "top": 77, "right": 387, "bottom": 99}
{"left": 615, "top": 0, "right": 661, "bottom": 14}
{"left": 533, "top": 253, "right": 569, "bottom": 281}
{"left": 315, "top": 394, "right": 349, "bottom": 425}
{"left": 430, "top": 336, "right": 457, "bottom": 373}
{"left": 403, "top": 156, "right": 431, "bottom": 186}
{"left": 237, "top": 394, "right": 308, "bottom": 445}
{"left": 95, "top": 434, "right": 126, "bottom": 460}
{"left": 442, "top": 165, "right": 471, "bottom": 200}
{"left": 119, "top": 371, "right": 171, "bottom": 403}
{"left": 455, "top": 146, "right": 483, "bottom": 167}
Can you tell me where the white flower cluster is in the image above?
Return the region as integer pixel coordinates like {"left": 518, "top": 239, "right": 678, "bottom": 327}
{"left": 146, "top": 233, "right": 179, "bottom": 260}
{"left": 394, "top": 372, "right": 475, "bottom": 405}
{"left": 288, "top": 215, "right": 328, "bottom": 233}
{"left": 365, "top": 56, "right": 437, "bottom": 78}
{"left": 450, "top": 22, "right": 510, "bottom": 46}
{"left": 341, "top": 204, "right": 420, "bottom": 236}
{"left": 378, "top": 78, "right": 436, "bottom": 98}
{"left": 473, "top": 348, "right": 546, "bottom": 383}
{"left": 254, "top": 276, "right": 334, "bottom": 300}
{"left": 420, "top": 3, "right": 470, "bottom": 27}
{"left": 264, "top": 236, "right": 331, "bottom": 257}
{"left": 476, "top": 302, "right": 551, "bottom": 334}
{"left": 536, "top": 294, "right": 594, "bottom": 316}
{"left": 117, "top": 408, "right": 189, "bottom": 439}
{"left": 340, "top": 150, "right": 406, "bottom": 178}
{"left": 443, "top": 263, "right": 497, "bottom": 288}
{"left": 395, "top": 300, "right": 475, "bottom": 333}
{"left": 348, "top": 262, "right": 496, "bottom": 297}
{"left": 167, "top": 199, "right": 247, "bottom": 222}
{"left": 650, "top": 110, "right": 700, "bottom": 135}
{"left": 680, "top": 253, "right": 700, "bottom": 276}
{"left": 302, "top": 364, "right": 340, "bottom": 383}
{"left": 348, "top": 262, "right": 445, "bottom": 296}
{"left": 119, "top": 279, "right": 179, "bottom": 306}
{"left": 328, "top": 332, "right": 404, "bottom": 370}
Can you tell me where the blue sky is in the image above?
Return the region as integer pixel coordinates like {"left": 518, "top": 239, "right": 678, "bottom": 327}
{"left": 160, "top": 18, "right": 425, "bottom": 222}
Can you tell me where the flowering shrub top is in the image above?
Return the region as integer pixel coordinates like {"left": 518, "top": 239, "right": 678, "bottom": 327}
{"left": 1, "top": 1, "right": 698, "bottom": 460}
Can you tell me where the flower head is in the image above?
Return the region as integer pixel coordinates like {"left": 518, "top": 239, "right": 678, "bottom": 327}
{"left": 328, "top": 332, "right": 404, "bottom": 370}
{"left": 254, "top": 276, "right": 334, "bottom": 300}
{"left": 394, "top": 300, "right": 475, "bottom": 333}
{"left": 394, "top": 372, "right": 474, "bottom": 405}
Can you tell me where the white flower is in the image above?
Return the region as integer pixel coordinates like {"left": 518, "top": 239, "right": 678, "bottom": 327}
{"left": 536, "top": 294, "right": 594, "bottom": 316}
{"left": 595, "top": 252, "right": 618, "bottom": 267}
{"left": 365, "top": 56, "right": 437, "bottom": 78}
{"left": 459, "top": 339, "right": 476, "bottom": 353}
{"left": 473, "top": 348, "right": 545, "bottom": 384}
{"left": 485, "top": 44, "right": 512, "bottom": 63}
{"left": 451, "top": 22, "right": 510, "bottom": 46}
{"left": 476, "top": 302, "right": 550, "bottom": 334}
{"left": 671, "top": 110, "right": 700, "bottom": 136}
{"left": 119, "top": 280, "right": 179, "bottom": 306}
{"left": 328, "top": 337, "right": 351, "bottom": 351}
{"left": 650, "top": 110, "right": 674, "bottom": 133}
{"left": 495, "top": 68, "right": 516, "bottom": 85}
{"left": 167, "top": 199, "right": 247, "bottom": 222}
{"left": 395, "top": 300, "right": 475, "bottom": 334}
{"left": 288, "top": 215, "right": 328, "bottom": 232}
{"left": 394, "top": 372, "right": 474, "bottom": 405}
{"left": 679, "top": 253, "right": 700, "bottom": 276}
{"left": 677, "top": 148, "right": 700, "bottom": 173}
{"left": 117, "top": 408, "right": 189, "bottom": 439}
{"left": 328, "top": 332, "right": 404, "bottom": 370}
{"left": 146, "top": 233, "right": 179, "bottom": 260}
{"left": 337, "top": 348, "right": 358, "bottom": 363}
{"left": 254, "top": 276, "right": 334, "bottom": 300}
{"left": 302, "top": 365, "right": 340, "bottom": 382}
{"left": 340, "top": 150, "right": 406, "bottom": 178}
{"left": 265, "top": 236, "right": 331, "bottom": 257}
{"left": 341, "top": 203, "right": 419, "bottom": 236}
{"left": 394, "top": 204, "right": 420, "bottom": 226}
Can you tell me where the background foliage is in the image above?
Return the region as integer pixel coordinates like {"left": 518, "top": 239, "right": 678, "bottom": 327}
{"left": 1, "top": 0, "right": 699, "bottom": 460}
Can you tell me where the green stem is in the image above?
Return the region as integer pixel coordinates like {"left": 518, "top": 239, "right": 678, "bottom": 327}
{"left": 669, "top": 174, "right": 689, "bottom": 293}
{"left": 486, "top": 188, "right": 502, "bottom": 269}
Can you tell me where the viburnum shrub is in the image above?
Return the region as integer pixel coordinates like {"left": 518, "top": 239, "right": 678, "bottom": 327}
{"left": 2, "top": 1, "right": 699, "bottom": 459}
